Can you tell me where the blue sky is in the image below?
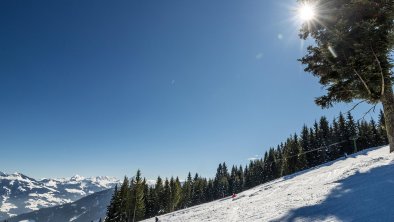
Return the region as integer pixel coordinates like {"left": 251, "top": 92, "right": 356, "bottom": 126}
{"left": 0, "top": 0, "right": 378, "bottom": 180}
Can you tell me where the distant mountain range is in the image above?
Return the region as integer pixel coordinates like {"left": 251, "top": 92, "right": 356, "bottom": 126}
{"left": 7, "top": 188, "right": 114, "bottom": 222}
{"left": 0, "top": 172, "right": 118, "bottom": 220}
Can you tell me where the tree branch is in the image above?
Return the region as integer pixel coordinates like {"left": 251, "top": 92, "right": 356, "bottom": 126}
{"left": 371, "top": 46, "right": 385, "bottom": 97}
{"left": 346, "top": 99, "right": 367, "bottom": 114}
{"left": 353, "top": 68, "right": 372, "bottom": 95}
{"left": 358, "top": 104, "right": 377, "bottom": 122}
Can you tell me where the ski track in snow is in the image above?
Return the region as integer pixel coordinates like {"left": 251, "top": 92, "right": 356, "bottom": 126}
{"left": 143, "top": 146, "right": 394, "bottom": 222}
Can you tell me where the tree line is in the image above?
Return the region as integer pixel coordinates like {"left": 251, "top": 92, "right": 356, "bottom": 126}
{"left": 104, "top": 110, "right": 388, "bottom": 221}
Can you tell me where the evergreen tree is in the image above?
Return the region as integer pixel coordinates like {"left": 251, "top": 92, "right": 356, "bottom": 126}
{"left": 318, "top": 116, "right": 330, "bottom": 163}
{"left": 337, "top": 112, "right": 349, "bottom": 156}
{"left": 170, "top": 177, "right": 182, "bottom": 211}
{"left": 131, "top": 170, "right": 145, "bottom": 221}
{"left": 206, "top": 179, "right": 215, "bottom": 201}
{"left": 330, "top": 117, "right": 342, "bottom": 159}
{"left": 370, "top": 118, "right": 381, "bottom": 147}
{"left": 358, "top": 120, "right": 373, "bottom": 150}
{"left": 378, "top": 109, "right": 389, "bottom": 144}
{"left": 105, "top": 185, "right": 119, "bottom": 222}
{"left": 154, "top": 176, "right": 164, "bottom": 214}
{"left": 300, "top": 125, "right": 311, "bottom": 167}
{"left": 298, "top": 0, "right": 394, "bottom": 152}
{"left": 347, "top": 112, "right": 358, "bottom": 153}
{"left": 144, "top": 186, "right": 156, "bottom": 219}
{"left": 282, "top": 136, "right": 300, "bottom": 175}
{"left": 181, "top": 173, "right": 193, "bottom": 208}
{"left": 162, "top": 178, "right": 171, "bottom": 213}
{"left": 214, "top": 163, "right": 230, "bottom": 198}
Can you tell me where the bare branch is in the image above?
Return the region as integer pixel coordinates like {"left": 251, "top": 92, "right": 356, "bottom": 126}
{"left": 371, "top": 46, "right": 385, "bottom": 96}
{"left": 346, "top": 99, "right": 367, "bottom": 114}
{"left": 358, "top": 104, "right": 377, "bottom": 122}
{"left": 353, "top": 68, "right": 372, "bottom": 95}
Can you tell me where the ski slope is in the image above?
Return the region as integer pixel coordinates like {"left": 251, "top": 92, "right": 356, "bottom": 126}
{"left": 144, "top": 146, "right": 394, "bottom": 222}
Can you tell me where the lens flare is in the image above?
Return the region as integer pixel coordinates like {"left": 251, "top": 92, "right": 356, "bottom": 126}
{"left": 299, "top": 3, "right": 316, "bottom": 22}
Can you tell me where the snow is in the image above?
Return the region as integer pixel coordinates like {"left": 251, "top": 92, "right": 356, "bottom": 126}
{"left": 69, "top": 210, "right": 87, "bottom": 222}
{"left": 143, "top": 146, "right": 394, "bottom": 222}
{"left": 70, "top": 175, "right": 85, "bottom": 182}
{"left": 0, "top": 195, "right": 17, "bottom": 213}
{"left": 26, "top": 193, "right": 71, "bottom": 210}
{"left": 0, "top": 187, "right": 17, "bottom": 216}
{"left": 0, "top": 172, "right": 118, "bottom": 220}
{"left": 65, "top": 189, "right": 86, "bottom": 195}
{"left": 44, "top": 179, "right": 58, "bottom": 188}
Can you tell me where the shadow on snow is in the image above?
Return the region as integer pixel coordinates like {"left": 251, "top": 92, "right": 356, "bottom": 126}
{"left": 274, "top": 160, "right": 394, "bottom": 222}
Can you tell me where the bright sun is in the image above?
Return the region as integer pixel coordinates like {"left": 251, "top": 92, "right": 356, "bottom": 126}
{"left": 299, "top": 3, "right": 316, "bottom": 22}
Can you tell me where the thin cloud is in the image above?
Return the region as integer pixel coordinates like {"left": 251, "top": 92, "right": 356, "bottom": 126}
{"left": 247, "top": 155, "right": 260, "bottom": 161}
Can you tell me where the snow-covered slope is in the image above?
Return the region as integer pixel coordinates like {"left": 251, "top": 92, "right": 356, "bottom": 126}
{"left": 144, "top": 146, "right": 394, "bottom": 222}
{"left": 0, "top": 173, "right": 118, "bottom": 220}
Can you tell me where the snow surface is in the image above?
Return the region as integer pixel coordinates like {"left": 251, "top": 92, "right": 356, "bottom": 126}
{"left": 144, "top": 146, "right": 394, "bottom": 222}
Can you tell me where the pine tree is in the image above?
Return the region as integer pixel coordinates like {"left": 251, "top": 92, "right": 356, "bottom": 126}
{"left": 378, "top": 109, "right": 389, "bottom": 144}
{"left": 206, "top": 179, "right": 215, "bottom": 201}
{"left": 330, "top": 117, "right": 341, "bottom": 159}
{"left": 358, "top": 120, "right": 373, "bottom": 150}
{"left": 311, "top": 121, "right": 321, "bottom": 166}
{"left": 266, "top": 148, "right": 280, "bottom": 180}
{"left": 181, "top": 172, "right": 193, "bottom": 208}
{"left": 214, "top": 163, "right": 230, "bottom": 198}
{"left": 154, "top": 176, "right": 164, "bottom": 214}
{"left": 318, "top": 116, "right": 330, "bottom": 162}
{"left": 243, "top": 166, "right": 251, "bottom": 190}
{"left": 170, "top": 177, "right": 182, "bottom": 211}
{"left": 118, "top": 176, "right": 130, "bottom": 221}
{"left": 300, "top": 125, "right": 311, "bottom": 167}
{"left": 337, "top": 112, "right": 349, "bottom": 156}
{"left": 347, "top": 112, "right": 358, "bottom": 153}
{"left": 283, "top": 137, "right": 297, "bottom": 175}
{"left": 144, "top": 186, "right": 156, "bottom": 219}
{"left": 370, "top": 118, "right": 381, "bottom": 147}
{"left": 298, "top": 0, "right": 394, "bottom": 152}
{"left": 297, "top": 142, "right": 308, "bottom": 171}
{"left": 131, "top": 170, "right": 145, "bottom": 221}
{"left": 163, "top": 178, "right": 172, "bottom": 213}
{"left": 105, "top": 185, "right": 118, "bottom": 222}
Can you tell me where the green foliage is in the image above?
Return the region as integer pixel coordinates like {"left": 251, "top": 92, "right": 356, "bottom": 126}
{"left": 299, "top": 0, "right": 394, "bottom": 107}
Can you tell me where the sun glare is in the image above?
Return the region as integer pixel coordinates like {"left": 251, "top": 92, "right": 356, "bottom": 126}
{"left": 299, "top": 3, "right": 316, "bottom": 22}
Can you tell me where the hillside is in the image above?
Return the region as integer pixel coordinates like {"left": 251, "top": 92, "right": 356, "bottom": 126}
{"left": 6, "top": 188, "right": 113, "bottom": 222}
{"left": 0, "top": 173, "right": 118, "bottom": 220}
{"left": 144, "top": 146, "right": 394, "bottom": 222}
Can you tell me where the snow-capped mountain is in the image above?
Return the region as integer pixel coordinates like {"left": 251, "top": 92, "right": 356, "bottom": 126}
{"left": 0, "top": 173, "right": 118, "bottom": 220}
{"left": 7, "top": 188, "right": 114, "bottom": 222}
{"left": 142, "top": 146, "right": 394, "bottom": 222}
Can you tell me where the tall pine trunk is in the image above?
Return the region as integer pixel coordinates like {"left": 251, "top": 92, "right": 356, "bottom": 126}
{"left": 381, "top": 85, "right": 394, "bottom": 153}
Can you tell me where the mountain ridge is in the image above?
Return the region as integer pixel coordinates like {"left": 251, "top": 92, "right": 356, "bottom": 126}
{"left": 0, "top": 172, "right": 118, "bottom": 220}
